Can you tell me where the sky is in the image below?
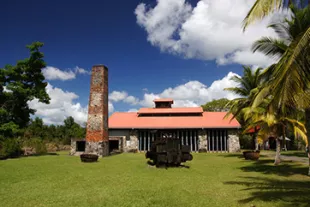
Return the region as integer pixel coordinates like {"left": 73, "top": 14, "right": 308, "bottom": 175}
{"left": 1, "top": 0, "right": 286, "bottom": 126}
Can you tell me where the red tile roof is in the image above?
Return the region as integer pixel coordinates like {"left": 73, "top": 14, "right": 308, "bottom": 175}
{"left": 108, "top": 111, "right": 240, "bottom": 129}
{"left": 138, "top": 107, "right": 203, "bottom": 114}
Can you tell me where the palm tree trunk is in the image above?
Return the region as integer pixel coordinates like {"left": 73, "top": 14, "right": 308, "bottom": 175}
{"left": 274, "top": 138, "right": 281, "bottom": 165}
{"left": 254, "top": 129, "right": 259, "bottom": 151}
{"left": 282, "top": 125, "right": 287, "bottom": 151}
{"left": 305, "top": 108, "right": 310, "bottom": 176}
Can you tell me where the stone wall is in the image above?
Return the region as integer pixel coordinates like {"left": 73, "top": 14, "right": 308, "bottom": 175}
{"left": 198, "top": 130, "right": 208, "bottom": 152}
{"left": 126, "top": 130, "right": 138, "bottom": 152}
{"left": 227, "top": 129, "right": 241, "bottom": 153}
{"left": 85, "top": 141, "right": 109, "bottom": 155}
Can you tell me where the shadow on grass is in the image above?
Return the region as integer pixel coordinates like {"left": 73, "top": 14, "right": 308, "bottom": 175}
{"left": 240, "top": 158, "right": 308, "bottom": 177}
{"left": 224, "top": 176, "right": 310, "bottom": 207}
{"left": 24, "top": 152, "right": 60, "bottom": 157}
{"left": 1, "top": 152, "right": 60, "bottom": 160}
{"left": 146, "top": 160, "right": 190, "bottom": 169}
{"left": 220, "top": 153, "right": 268, "bottom": 159}
{"left": 282, "top": 151, "right": 307, "bottom": 158}
{"left": 108, "top": 152, "right": 123, "bottom": 157}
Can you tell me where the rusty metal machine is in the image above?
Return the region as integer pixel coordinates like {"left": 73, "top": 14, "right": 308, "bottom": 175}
{"left": 145, "top": 137, "right": 193, "bottom": 167}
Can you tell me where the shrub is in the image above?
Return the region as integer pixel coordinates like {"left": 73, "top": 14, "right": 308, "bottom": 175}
{"left": 239, "top": 134, "right": 253, "bottom": 150}
{"left": 46, "top": 143, "right": 59, "bottom": 152}
{"left": 292, "top": 138, "right": 306, "bottom": 151}
{"left": 0, "top": 138, "right": 23, "bottom": 160}
{"left": 23, "top": 138, "right": 47, "bottom": 155}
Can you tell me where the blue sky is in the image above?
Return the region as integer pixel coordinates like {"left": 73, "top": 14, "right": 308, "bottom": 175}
{"left": 1, "top": 0, "right": 281, "bottom": 125}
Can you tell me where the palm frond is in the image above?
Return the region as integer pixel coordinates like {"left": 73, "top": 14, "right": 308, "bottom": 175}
{"left": 242, "top": 0, "right": 283, "bottom": 31}
{"left": 252, "top": 37, "right": 288, "bottom": 58}
{"left": 268, "top": 22, "right": 292, "bottom": 41}
{"left": 224, "top": 87, "right": 248, "bottom": 97}
{"left": 270, "top": 26, "right": 310, "bottom": 108}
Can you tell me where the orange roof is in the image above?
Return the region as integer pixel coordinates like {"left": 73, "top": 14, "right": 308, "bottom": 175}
{"left": 154, "top": 98, "right": 174, "bottom": 103}
{"left": 137, "top": 107, "right": 203, "bottom": 114}
{"left": 108, "top": 112, "right": 240, "bottom": 129}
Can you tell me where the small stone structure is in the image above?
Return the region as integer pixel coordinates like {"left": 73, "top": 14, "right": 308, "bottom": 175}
{"left": 70, "top": 138, "right": 86, "bottom": 156}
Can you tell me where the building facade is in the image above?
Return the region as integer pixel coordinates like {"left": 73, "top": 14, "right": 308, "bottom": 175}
{"left": 71, "top": 99, "right": 241, "bottom": 155}
{"left": 107, "top": 99, "right": 241, "bottom": 153}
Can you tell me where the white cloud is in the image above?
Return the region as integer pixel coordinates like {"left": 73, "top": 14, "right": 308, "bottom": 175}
{"left": 135, "top": 0, "right": 289, "bottom": 67}
{"left": 108, "top": 91, "right": 139, "bottom": 105}
{"left": 128, "top": 108, "right": 138, "bottom": 112}
{"left": 42, "top": 66, "right": 91, "bottom": 81}
{"left": 137, "top": 71, "right": 240, "bottom": 108}
{"left": 108, "top": 102, "right": 115, "bottom": 114}
{"left": 109, "top": 71, "right": 240, "bottom": 110}
{"left": 74, "top": 66, "right": 91, "bottom": 75}
{"left": 42, "top": 66, "right": 76, "bottom": 81}
{"left": 124, "top": 96, "right": 139, "bottom": 105}
{"left": 28, "top": 83, "right": 114, "bottom": 126}
{"left": 109, "top": 91, "right": 128, "bottom": 102}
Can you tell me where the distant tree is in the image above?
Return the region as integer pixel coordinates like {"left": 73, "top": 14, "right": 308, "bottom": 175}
{"left": 24, "top": 117, "right": 43, "bottom": 138}
{"left": 201, "top": 98, "right": 231, "bottom": 112}
{"left": 63, "top": 116, "right": 86, "bottom": 144}
{"left": 0, "top": 42, "right": 50, "bottom": 137}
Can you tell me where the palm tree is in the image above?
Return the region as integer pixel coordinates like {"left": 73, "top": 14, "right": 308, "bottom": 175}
{"left": 243, "top": 103, "right": 307, "bottom": 165}
{"left": 224, "top": 66, "right": 263, "bottom": 150}
{"left": 242, "top": 0, "right": 309, "bottom": 31}
{"left": 250, "top": 4, "right": 310, "bottom": 174}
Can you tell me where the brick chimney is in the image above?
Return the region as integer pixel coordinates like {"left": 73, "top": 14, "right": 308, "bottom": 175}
{"left": 85, "top": 65, "right": 109, "bottom": 156}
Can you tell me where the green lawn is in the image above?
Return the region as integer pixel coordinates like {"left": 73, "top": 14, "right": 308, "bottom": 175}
{"left": 0, "top": 152, "right": 309, "bottom": 207}
{"left": 281, "top": 150, "right": 308, "bottom": 157}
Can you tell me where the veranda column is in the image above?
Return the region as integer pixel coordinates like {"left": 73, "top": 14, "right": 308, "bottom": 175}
{"left": 85, "top": 65, "right": 109, "bottom": 156}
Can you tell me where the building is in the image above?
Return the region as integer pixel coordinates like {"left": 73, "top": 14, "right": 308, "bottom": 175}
{"left": 70, "top": 65, "right": 241, "bottom": 156}
{"left": 108, "top": 99, "right": 241, "bottom": 153}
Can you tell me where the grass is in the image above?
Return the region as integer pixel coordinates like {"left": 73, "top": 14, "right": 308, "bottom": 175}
{"left": 281, "top": 150, "right": 308, "bottom": 158}
{"left": 0, "top": 152, "right": 309, "bottom": 207}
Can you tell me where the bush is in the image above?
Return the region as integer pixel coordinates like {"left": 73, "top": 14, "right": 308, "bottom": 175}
{"left": 23, "top": 138, "right": 47, "bottom": 155}
{"left": 239, "top": 134, "right": 253, "bottom": 150}
{"left": 0, "top": 138, "right": 23, "bottom": 160}
{"left": 292, "top": 138, "right": 306, "bottom": 151}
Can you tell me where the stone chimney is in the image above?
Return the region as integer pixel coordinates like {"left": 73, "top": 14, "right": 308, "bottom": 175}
{"left": 85, "top": 65, "right": 109, "bottom": 156}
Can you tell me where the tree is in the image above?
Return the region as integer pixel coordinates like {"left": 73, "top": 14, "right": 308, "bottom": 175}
{"left": 243, "top": 102, "right": 307, "bottom": 165}
{"left": 224, "top": 66, "right": 263, "bottom": 150}
{"left": 62, "top": 116, "right": 86, "bottom": 144}
{"left": 201, "top": 98, "right": 231, "bottom": 112}
{"left": 249, "top": 4, "right": 310, "bottom": 174}
{"left": 242, "top": 0, "right": 309, "bottom": 31}
{"left": 24, "top": 117, "right": 44, "bottom": 139}
{"left": 0, "top": 42, "right": 50, "bottom": 137}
